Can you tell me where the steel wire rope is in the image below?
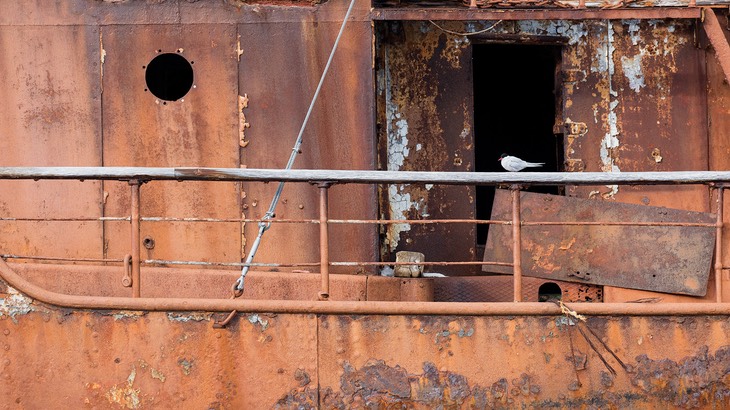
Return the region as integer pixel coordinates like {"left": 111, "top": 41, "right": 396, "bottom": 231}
{"left": 232, "top": 0, "right": 358, "bottom": 293}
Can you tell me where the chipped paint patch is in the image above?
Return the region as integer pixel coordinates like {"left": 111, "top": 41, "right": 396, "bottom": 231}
{"left": 384, "top": 47, "right": 410, "bottom": 172}
{"left": 136, "top": 359, "right": 166, "bottom": 382}
{"left": 516, "top": 20, "right": 588, "bottom": 46}
{"left": 387, "top": 114, "right": 409, "bottom": 171}
{"left": 239, "top": 94, "right": 250, "bottom": 148}
{"left": 386, "top": 184, "right": 411, "bottom": 250}
{"left": 600, "top": 22, "right": 620, "bottom": 198}
{"left": 178, "top": 358, "right": 194, "bottom": 376}
{"left": 388, "top": 182, "right": 432, "bottom": 251}
{"left": 150, "top": 368, "right": 166, "bottom": 383}
{"left": 112, "top": 311, "right": 144, "bottom": 321}
{"left": 626, "top": 19, "right": 641, "bottom": 46}
{"left": 167, "top": 312, "right": 212, "bottom": 322}
{"left": 441, "top": 34, "right": 470, "bottom": 69}
{"left": 620, "top": 54, "right": 645, "bottom": 93}
{"left": 0, "top": 286, "right": 33, "bottom": 322}
{"left": 248, "top": 313, "right": 269, "bottom": 331}
{"left": 106, "top": 367, "right": 141, "bottom": 409}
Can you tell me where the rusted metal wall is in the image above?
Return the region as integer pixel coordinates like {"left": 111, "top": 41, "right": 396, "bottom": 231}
{"left": 5, "top": 289, "right": 730, "bottom": 408}
{"left": 101, "top": 24, "right": 242, "bottom": 266}
{"left": 0, "top": 25, "right": 103, "bottom": 260}
{"left": 237, "top": 9, "right": 377, "bottom": 273}
{"left": 0, "top": 0, "right": 377, "bottom": 271}
{"left": 708, "top": 11, "right": 730, "bottom": 305}
{"left": 560, "top": 18, "right": 714, "bottom": 302}
{"left": 376, "top": 18, "right": 725, "bottom": 292}
{"left": 562, "top": 19, "right": 708, "bottom": 209}
{"left": 376, "top": 21, "right": 476, "bottom": 275}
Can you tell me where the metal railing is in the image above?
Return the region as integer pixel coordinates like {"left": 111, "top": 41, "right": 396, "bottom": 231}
{"left": 0, "top": 166, "right": 728, "bottom": 312}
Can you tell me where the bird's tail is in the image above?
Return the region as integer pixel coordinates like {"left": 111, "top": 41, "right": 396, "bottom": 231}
{"left": 525, "top": 162, "right": 544, "bottom": 168}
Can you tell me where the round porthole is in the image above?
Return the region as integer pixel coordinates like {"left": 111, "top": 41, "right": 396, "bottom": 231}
{"left": 144, "top": 52, "right": 194, "bottom": 102}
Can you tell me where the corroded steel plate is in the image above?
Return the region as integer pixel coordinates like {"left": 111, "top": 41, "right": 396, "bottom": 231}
{"left": 484, "top": 189, "right": 716, "bottom": 296}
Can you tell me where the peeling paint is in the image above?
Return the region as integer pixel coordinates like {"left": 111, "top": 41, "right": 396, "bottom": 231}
{"left": 238, "top": 94, "right": 250, "bottom": 148}
{"left": 150, "top": 368, "right": 166, "bottom": 383}
{"left": 167, "top": 312, "right": 212, "bottom": 322}
{"left": 621, "top": 54, "right": 645, "bottom": 93}
{"left": 99, "top": 31, "right": 106, "bottom": 88}
{"left": 112, "top": 311, "right": 144, "bottom": 320}
{"left": 0, "top": 286, "right": 33, "bottom": 322}
{"left": 248, "top": 313, "right": 269, "bottom": 331}
{"left": 386, "top": 184, "right": 411, "bottom": 250}
{"left": 235, "top": 33, "right": 244, "bottom": 62}
{"left": 600, "top": 22, "right": 620, "bottom": 198}
{"left": 106, "top": 367, "right": 141, "bottom": 409}
{"left": 626, "top": 19, "right": 642, "bottom": 46}
{"left": 178, "top": 358, "right": 194, "bottom": 376}
{"left": 516, "top": 20, "right": 588, "bottom": 46}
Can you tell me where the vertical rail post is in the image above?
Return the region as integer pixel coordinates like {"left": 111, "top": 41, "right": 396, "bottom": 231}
{"left": 511, "top": 185, "right": 523, "bottom": 302}
{"left": 317, "top": 182, "right": 332, "bottom": 301}
{"left": 130, "top": 179, "right": 142, "bottom": 298}
{"left": 715, "top": 185, "right": 724, "bottom": 303}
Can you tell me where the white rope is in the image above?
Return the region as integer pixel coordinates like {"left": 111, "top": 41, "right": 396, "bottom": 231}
{"left": 428, "top": 20, "right": 503, "bottom": 37}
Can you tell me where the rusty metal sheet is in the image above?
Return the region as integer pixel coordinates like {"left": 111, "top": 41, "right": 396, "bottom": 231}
{"left": 484, "top": 190, "right": 716, "bottom": 295}
{"left": 0, "top": 0, "right": 179, "bottom": 25}
{"left": 101, "top": 25, "right": 240, "bottom": 268}
{"left": 316, "top": 314, "right": 730, "bottom": 408}
{"left": 561, "top": 20, "right": 713, "bottom": 300}
{"left": 376, "top": 21, "right": 476, "bottom": 275}
{"left": 238, "top": 19, "right": 377, "bottom": 274}
{"left": 609, "top": 20, "right": 709, "bottom": 209}
{"left": 0, "top": 295, "right": 319, "bottom": 409}
{"left": 563, "top": 20, "right": 709, "bottom": 209}
{"left": 0, "top": 26, "right": 103, "bottom": 259}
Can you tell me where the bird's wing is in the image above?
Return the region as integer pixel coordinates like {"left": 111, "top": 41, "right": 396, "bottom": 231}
{"left": 524, "top": 162, "right": 544, "bottom": 167}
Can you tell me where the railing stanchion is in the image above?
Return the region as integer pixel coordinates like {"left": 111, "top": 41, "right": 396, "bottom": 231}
{"left": 130, "top": 179, "right": 142, "bottom": 298}
{"left": 511, "top": 185, "right": 523, "bottom": 302}
{"left": 317, "top": 182, "right": 332, "bottom": 301}
{"left": 715, "top": 185, "right": 724, "bottom": 303}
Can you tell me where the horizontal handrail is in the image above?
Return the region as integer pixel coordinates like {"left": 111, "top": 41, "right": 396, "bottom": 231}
{"left": 0, "top": 166, "right": 727, "bottom": 308}
{"left": 1, "top": 166, "right": 730, "bottom": 185}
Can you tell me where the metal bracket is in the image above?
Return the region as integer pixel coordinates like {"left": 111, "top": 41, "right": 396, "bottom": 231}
{"left": 122, "top": 254, "right": 133, "bottom": 287}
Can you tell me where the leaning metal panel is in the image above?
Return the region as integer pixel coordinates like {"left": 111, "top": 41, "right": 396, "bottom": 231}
{"left": 484, "top": 189, "right": 716, "bottom": 296}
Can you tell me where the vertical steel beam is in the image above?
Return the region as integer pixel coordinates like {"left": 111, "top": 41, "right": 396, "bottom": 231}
{"left": 512, "top": 186, "right": 523, "bottom": 302}
{"left": 318, "top": 183, "right": 331, "bottom": 301}
{"left": 130, "top": 180, "right": 141, "bottom": 298}
{"left": 715, "top": 186, "right": 724, "bottom": 303}
{"left": 703, "top": 7, "right": 730, "bottom": 84}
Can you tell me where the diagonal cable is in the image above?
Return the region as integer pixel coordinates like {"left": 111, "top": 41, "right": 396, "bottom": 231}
{"left": 234, "top": 0, "right": 358, "bottom": 292}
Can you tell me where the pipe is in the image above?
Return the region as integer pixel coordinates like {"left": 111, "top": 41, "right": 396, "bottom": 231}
{"left": 130, "top": 180, "right": 141, "bottom": 298}
{"left": 3, "top": 258, "right": 730, "bottom": 316}
{"left": 703, "top": 7, "right": 730, "bottom": 84}
{"left": 318, "top": 183, "right": 331, "bottom": 300}
{"left": 716, "top": 187, "right": 724, "bottom": 303}
{"left": 512, "top": 186, "right": 522, "bottom": 302}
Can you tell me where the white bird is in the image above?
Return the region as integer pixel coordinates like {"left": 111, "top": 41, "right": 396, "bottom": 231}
{"left": 498, "top": 153, "right": 544, "bottom": 172}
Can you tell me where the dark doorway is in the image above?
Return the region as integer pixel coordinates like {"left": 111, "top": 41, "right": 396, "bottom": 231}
{"left": 473, "top": 43, "right": 563, "bottom": 247}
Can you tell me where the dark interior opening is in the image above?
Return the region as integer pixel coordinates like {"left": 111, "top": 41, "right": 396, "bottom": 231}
{"left": 538, "top": 282, "right": 562, "bottom": 302}
{"left": 144, "top": 53, "right": 194, "bottom": 102}
{"left": 473, "top": 43, "right": 563, "bottom": 246}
